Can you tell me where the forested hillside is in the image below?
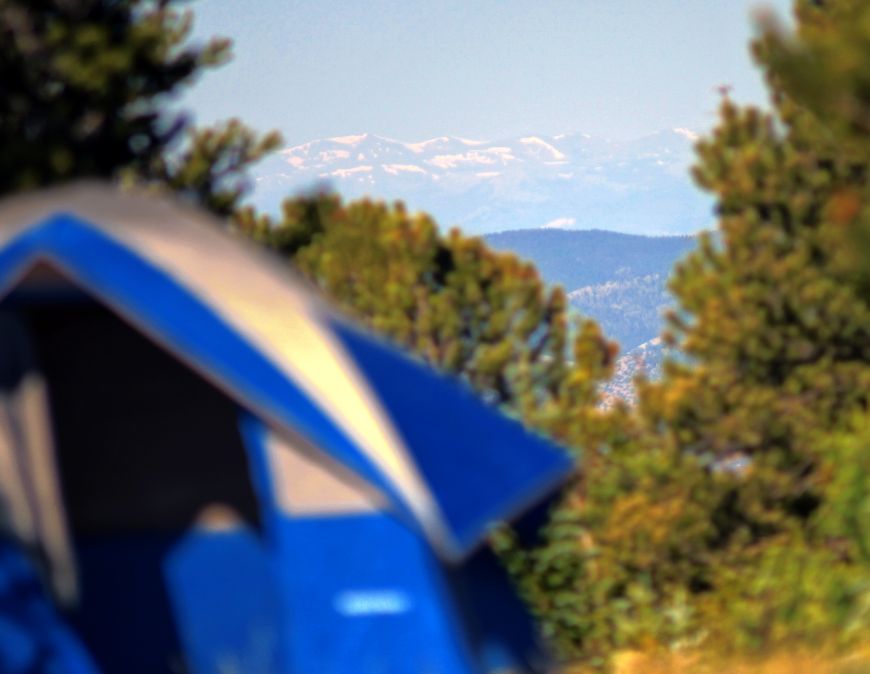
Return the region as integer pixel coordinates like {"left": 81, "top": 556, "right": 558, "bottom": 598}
{"left": 484, "top": 229, "right": 696, "bottom": 292}
{"left": 485, "top": 229, "right": 696, "bottom": 383}
{"left": 566, "top": 274, "right": 669, "bottom": 354}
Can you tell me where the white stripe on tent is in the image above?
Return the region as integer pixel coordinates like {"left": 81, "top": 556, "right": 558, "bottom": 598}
{"left": 265, "top": 430, "right": 386, "bottom": 517}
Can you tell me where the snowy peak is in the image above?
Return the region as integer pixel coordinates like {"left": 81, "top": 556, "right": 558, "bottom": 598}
{"left": 519, "top": 136, "right": 567, "bottom": 161}
{"left": 272, "top": 131, "right": 696, "bottom": 178}
{"left": 672, "top": 127, "right": 699, "bottom": 141}
{"left": 402, "top": 136, "right": 486, "bottom": 153}
{"left": 327, "top": 133, "right": 370, "bottom": 145}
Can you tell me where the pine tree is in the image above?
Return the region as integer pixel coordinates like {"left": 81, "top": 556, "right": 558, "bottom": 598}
{"left": 0, "top": 0, "right": 279, "bottom": 213}
{"left": 652, "top": 0, "right": 870, "bottom": 539}
{"left": 511, "top": 0, "right": 870, "bottom": 663}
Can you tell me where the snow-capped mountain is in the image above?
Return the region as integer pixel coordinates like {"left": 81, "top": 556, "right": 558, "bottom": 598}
{"left": 250, "top": 129, "right": 713, "bottom": 236}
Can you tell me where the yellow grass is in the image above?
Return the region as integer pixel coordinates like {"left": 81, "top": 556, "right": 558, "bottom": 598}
{"left": 561, "top": 645, "right": 870, "bottom": 674}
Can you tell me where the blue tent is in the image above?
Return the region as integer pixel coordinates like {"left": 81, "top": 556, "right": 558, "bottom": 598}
{"left": 0, "top": 183, "right": 573, "bottom": 674}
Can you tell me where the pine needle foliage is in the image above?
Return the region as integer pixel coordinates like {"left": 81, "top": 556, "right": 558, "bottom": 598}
{"left": 503, "top": 0, "right": 870, "bottom": 665}
{"left": 0, "top": 0, "right": 279, "bottom": 211}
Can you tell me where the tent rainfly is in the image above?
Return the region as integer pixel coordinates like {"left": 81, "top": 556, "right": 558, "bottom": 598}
{"left": 0, "top": 183, "right": 574, "bottom": 674}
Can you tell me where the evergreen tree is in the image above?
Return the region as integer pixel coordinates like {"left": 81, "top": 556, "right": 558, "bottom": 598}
{"left": 654, "top": 0, "right": 869, "bottom": 543}
{"left": 0, "top": 0, "right": 278, "bottom": 212}
{"left": 510, "top": 0, "right": 870, "bottom": 664}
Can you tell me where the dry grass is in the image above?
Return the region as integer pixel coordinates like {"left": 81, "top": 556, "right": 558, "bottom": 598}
{"left": 561, "top": 645, "right": 870, "bottom": 674}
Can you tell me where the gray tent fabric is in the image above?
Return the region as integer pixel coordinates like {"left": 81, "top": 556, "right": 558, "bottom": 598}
{"left": 0, "top": 312, "right": 75, "bottom": 603}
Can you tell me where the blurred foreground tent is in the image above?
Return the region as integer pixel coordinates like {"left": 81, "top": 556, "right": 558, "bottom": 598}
{"left": 0, "top": 184, "right": 572, "bottom": 674}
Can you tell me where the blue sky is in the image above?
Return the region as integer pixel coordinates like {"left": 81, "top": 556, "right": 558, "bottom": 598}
{"left": 182, "top": 1, "right": 794, "bottom": 147}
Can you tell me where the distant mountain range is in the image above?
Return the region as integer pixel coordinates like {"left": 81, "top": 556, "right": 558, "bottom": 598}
{"left": 250, "top": 130, "right": 714, "bottom": 236}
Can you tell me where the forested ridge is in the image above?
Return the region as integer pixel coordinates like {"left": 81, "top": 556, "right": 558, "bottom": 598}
{"left": 484, "top": 229, "right": 696, "bottom": 292}
{"left": 2, "top": 0, "right": 869, "bottom": 670}
{"left": 486, "top": 229, "right": 696, "bottom": 357}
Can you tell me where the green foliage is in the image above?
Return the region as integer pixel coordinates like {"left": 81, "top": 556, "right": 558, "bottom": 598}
{"left": 148, "top": 120, "right": 281, "bottom": 217}
{"left": 814, "top": 416, "right": 870, "bottom": 567}
{"left": 656, "top": 0, "right": 870, "bottom": 533}
{"left": 758, "top": 0, "right": 870, "bottom": 299}
{"left": 655, "top": 96, "right": 870, "bottom": 526}
{"left": 510, "top": 0, "right": 870, "bottom": 665}
{"left": 503, "top": 416, "right": 722, "bottom": 661}
{"left": 0, "top": 0, "right": 279, "bottom": 214}
{"left": 760, "top": 0, "right": 870, "bottom": 145}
